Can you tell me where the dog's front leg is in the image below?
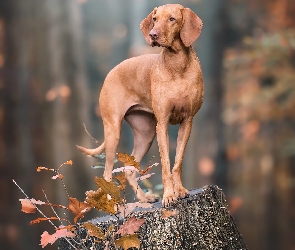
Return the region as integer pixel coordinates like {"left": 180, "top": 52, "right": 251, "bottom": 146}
{"left": 156, "top": 121, "right": 175, "bottom": 207}
{"left": 172, "top": 119, "right": 192, "bottom": 199}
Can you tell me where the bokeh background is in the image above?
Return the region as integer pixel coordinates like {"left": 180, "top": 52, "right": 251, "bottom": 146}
{"left": 1, "top": 0, "right": 295, "bottom": 249}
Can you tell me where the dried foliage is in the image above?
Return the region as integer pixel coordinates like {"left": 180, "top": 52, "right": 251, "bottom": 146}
{"left": 15, "top": 155, "right": 156, "bottom": 249}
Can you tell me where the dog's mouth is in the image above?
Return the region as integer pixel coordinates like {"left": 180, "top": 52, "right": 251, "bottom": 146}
{"left": 150, "top": 40, "right": 167, "bottom": 48}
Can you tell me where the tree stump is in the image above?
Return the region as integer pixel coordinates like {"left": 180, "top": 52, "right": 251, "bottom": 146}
{"left": 59, "top": 185, "right": 247, "bottom": 249}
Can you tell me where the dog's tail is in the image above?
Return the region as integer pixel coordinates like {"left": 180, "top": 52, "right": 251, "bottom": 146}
{"left": 76, "top": 142, "right": 105, "bottom": 156}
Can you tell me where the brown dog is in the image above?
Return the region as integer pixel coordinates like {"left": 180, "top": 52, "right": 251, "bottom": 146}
{"left": 77, "top": 4, "right": 204, "bottom": 207}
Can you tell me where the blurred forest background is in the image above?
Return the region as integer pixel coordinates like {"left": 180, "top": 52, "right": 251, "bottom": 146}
{"left": 0, "top": 0, "right": 294, "bottom": 249}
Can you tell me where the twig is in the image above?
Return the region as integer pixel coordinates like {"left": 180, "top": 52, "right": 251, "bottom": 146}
{"left": 42, "top": 189, "right": 65, "bottom": 226}
{"left": 13, "top": 180, "right": 78, "bottom": 249}
{"left": 83, "top": 123, "right": 99, "bottom": 144}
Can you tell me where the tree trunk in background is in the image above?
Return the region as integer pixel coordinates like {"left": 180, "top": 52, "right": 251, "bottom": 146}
{"left": 184, "top": 0, "right": 228, "bottom": 192}
{"left": 0, "top": 0, "right": 92, "bottom": 249}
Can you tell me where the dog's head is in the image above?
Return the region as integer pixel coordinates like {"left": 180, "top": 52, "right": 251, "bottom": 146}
{"left": 140, "top": 4, "right": 203, "bottom": 48}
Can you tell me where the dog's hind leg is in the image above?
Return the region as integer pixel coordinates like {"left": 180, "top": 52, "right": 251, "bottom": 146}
{"left": 124, "top": 110, "right": 157, "bottom": 202}
{"left": 103, "top": 118, "right": 123, "bottom": 182}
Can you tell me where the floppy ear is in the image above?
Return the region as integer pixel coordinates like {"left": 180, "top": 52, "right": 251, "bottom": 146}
{"left": 140, "top": 8, "right": 157, "bottom": 44}
{"left": 180, "top": 8, "right": 203, "bottom": 47}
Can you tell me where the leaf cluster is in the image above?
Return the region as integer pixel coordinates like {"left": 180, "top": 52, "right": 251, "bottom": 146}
{"left": 15, "top": 153, "right": 164, "bottom": 249}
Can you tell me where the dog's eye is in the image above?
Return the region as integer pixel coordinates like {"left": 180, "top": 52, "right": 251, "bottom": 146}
{"left": 169, "top": 17, "right": 176, "bottom": 21}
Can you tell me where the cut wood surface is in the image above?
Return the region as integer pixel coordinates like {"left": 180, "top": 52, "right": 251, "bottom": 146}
{"left": 59, "top": 185, "right": 247, "bottom": 249}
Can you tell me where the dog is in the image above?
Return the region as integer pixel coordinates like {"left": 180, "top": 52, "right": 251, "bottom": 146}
{"left": 77, "top": 4, "right": 204, "bottom": 207}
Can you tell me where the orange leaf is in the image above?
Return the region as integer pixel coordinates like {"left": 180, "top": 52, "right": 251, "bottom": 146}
{"left": 115, "top": 234, "right": 141, "bottom": 250}
{"left": 83, "top": 222, "right": 106, "bottom": 239}
{"left": 85, "top": 190, "right": 117, "bottom": 214}
{"left": 19, "top": 198, "right": 46, "bottom": 214}
{"left": 94, "top": 177, "right": 122, "bottom": 203}
{"left": 68, "top": 197, "right": 92, "bottom": 223}
{"left": 162, "top": 209, "right": 179, "bottom": 219}
{"left": 36, "top": 166, "right": 55, "bottom": 172}
{"left": 30, "top": 217, "right": 66, "bottom": 225}
{"left": 40, "top": 226, "right": 75, "bottom": 248}
{"left": 59, "top": 160, "right": 73, "bottom": 169}
{"left": 52, "top": 174, "right": 63, "bottom": 180}
{"left": 117, "top": 153, "right": 140, "bottom": 170}
{"left": 139, "top": 163, "right": 159, "bottom": 175}
{"left": 115, "top": 172, "right": 127, "bottom": 190}
{"left": 115, "top": 217, "right": 145, "bottom": 235}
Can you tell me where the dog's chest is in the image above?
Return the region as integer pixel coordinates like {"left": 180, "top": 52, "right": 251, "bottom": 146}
{"left": 169, "top": 97, "right": 191, "bottom": 124}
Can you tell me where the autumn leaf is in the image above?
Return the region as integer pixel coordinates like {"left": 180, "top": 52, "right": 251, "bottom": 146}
{"left": 40, "top": 226, "right": 75, "bottom": 248}
{"left": 112, "top": 165, "right": 139, "bottom": 173}
{"left": 85, "top": 190, "right": 117, "bottom": 214}
{"left": 117, "top": 153, "right": 140, "bottom": 170}
{"left": 118, "top": 202, "right": 152, "bottom": 218}
{"left": 59, "top": 160, "right": 73, "bottom": 169}
{"left": 83, "top": 222, "right": 105, "bottom": 239}
{"left": 19, "top": 198, "right": 46, "bottom": 214}
{"left": 139, "top": 163, "right": 159, "bottom": 175}
{"left": 135, "top": 173, "right": 154, "bottom": 182}
{"left": 115, "top": 217, "right": 145, "bottom": 236}
{"left": 68, "top": 197, "right": 92, "bottom": 223}
{"left": 83, "top": 222, "right": 115, "bottom": 240}
{"left": 94, "top": 177, "right": 122, "bottom": 203}
{"left": 115, "top": 172, "right": 127, "bottom": 190}
{"left": 162, "top": 209, "right": 179, "bottom": 219}
{"left": 115, "top": 234, "right": 141, "bottom": 250}
{"left": 51, "top": 174, "right": 63, "bottom": 180}
{"left": 30, "top": 217, "right": 67, "bottom": 225}
{"left": 36, "top": 166, "right": 55, "bottom": 172}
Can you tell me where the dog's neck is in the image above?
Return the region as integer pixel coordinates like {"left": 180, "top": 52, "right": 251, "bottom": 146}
{"left": 161, "top": 38, "right": 194, "bottom": 73}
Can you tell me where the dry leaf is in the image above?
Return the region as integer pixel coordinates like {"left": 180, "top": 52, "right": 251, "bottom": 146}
{"left": 51, "top": 174, "right": 63, "bottom": 180}
{"left": 135, "top": 173, "right": 154, "bottom": 182}
{"left": 117, "top": 153, "right": 140, "bottom": 170}
{"left": 68, "top": 197, "right": 92, "bottom": 223}
{"left": 139, "top": 163, "right": 159, "bottom": 175}
{"left": 94, "top": 177, "right": 122, "bottom": 203}
{"left": 85, "top": 190, "right": 117, "bottom": 214}
{"left": 83, "top": 222, "right": 115, "bottom": 240}
{"left": 19, "top": 198, "right": 46, "bottom": 214}
{"left": 112, "top": 165, "right": 139, "bottom": 173}
{"left": 118, "top": 202, "right": 153, "bottom": 218}
{"left": 115, "top": 217, "right": 145, "bottom": 235}
{"left": 115, "top": 234, "right": 141, "bottom": 250}
{"left": 36, "top": 166, "right": 55, "bottom": 172}
{"left": 30, "top": 217, "right": 66, "bottom": 225}
{"left": 40, "top": 226, "right": 75, "bottom": 248}
{"left": 115, "top": 172, "right": 127, "bottom": 190}
{"left": 83, "top": 222, "right": 105, "bottom": 239}
{"left": 162, "top": 209, "right": 179, "bottom": 219}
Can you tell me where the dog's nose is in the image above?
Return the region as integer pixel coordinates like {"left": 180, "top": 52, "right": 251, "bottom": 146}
{"left": 149, "top": 30, "right": 158, "bottom": 40}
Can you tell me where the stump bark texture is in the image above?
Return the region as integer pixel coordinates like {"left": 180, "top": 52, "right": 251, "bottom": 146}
{"left": 59, "top": 185, "right": 247, "bottom": 249}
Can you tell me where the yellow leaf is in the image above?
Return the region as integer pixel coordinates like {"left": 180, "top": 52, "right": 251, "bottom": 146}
{"left": 115, "top": 234, "right": 141, "bottom": 250}
{"left": 117, "top": 153, "right": 140, "bottom": 170}
{"left": 94, "top": 177, "right": 122, "bottom": 203}
{"left": 85, "top": 190, "right": 117, "bottom": 214}
{"left": 115, "top": 172, "right": 127, "bottom": 190}
{"left": 83, "top": 222, "right": 105, "bottom": 239}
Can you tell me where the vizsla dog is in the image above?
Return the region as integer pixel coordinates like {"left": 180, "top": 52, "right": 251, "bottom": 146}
{"left": 77, "top": 4, "right": 204, "bottom": 207}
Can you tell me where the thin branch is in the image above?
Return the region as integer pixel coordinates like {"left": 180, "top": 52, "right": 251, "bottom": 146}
{"left": 83, "top": 123, "right": 99, "bottom": 144}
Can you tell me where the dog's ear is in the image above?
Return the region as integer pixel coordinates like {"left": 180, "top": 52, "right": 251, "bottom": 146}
{"left": 140, "top": 7, "right": 157, "bottom": 44}
{"left": 180, "top": 8, "right": 203, "bottom": 47}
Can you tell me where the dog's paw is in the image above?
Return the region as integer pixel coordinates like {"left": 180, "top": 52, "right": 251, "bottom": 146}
{"left": 145, "top": 194, "right": 160, "bottom": 203}
{"left": 176, "top": 187, "right": 189, "bottom": 199}
{"left": 162, "top": 192, "right": 177, "bottom": 207}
